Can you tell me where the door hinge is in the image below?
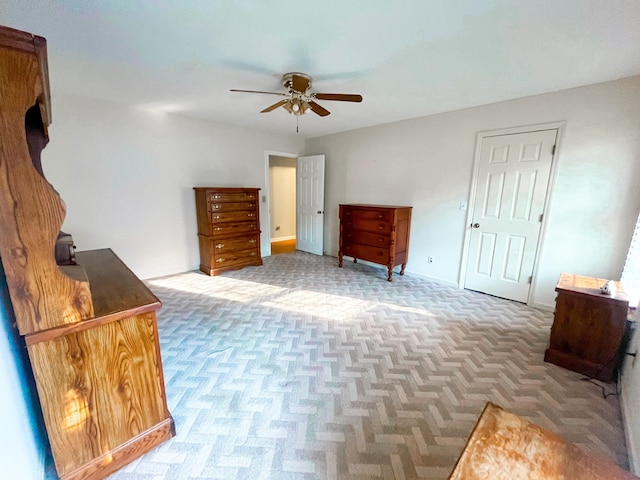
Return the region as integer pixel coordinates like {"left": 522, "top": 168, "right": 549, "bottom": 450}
{"left": 539, "top": 213, "right": 544, "bottom": 222}
{"left": 551, "top": 145, "right": 556, "bottom": 155}
{"left": 528, "top": 276, "right": 533, "bottom": 284}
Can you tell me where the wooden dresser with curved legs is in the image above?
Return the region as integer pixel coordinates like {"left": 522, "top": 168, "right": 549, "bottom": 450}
{"left": 338, "top": 204, "right": 412, "bottom": 282}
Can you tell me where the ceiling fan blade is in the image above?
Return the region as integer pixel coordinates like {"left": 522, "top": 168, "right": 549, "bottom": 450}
{"left": 309, "top": 101, "right": 331, "bottom": 117}
{"left": 230, "top": 89, "right": 288, "bottom": 96}
{"left": 261, "top": 99, "right": 288, "bottom": 113}
{"left": 313, "top": 93, "right": 363, "bottom": 102}
{"left": 292, "top": 74, "right": 310, "bottom": 93}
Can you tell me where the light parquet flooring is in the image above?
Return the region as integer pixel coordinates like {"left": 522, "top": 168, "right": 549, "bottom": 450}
{"left": 108, "top": 252, "right": 629, "bottom": 480}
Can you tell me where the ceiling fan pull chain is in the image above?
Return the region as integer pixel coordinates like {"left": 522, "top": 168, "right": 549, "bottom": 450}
{"left": 296, "top": 115, "right": 299, "bottom": 133}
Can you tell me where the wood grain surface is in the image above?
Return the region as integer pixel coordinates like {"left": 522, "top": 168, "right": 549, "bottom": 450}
{"left": 545, "top": 273, "right": 630, "bottom": 381}
{"left": 26, "top": 249, "right": 162, "bottom": 345}
{"left": 27, "top": 312, "right": 169, "bottom": 477}
{"left": 196, "top": 187, "right": 263, "bottom": 276}
{"left": 63, "top": 418, "right": 175, "bottom": 480}
{"left": 449, "top": 402, "right": 637, "bottom": 480}
{"left": 0, "top": 28, "right": 93, "bottom": 335}
{"left": 75, "top": 249, "right": 160, "bottom": 317}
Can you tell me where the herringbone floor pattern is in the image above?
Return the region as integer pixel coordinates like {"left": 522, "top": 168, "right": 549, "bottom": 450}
{"left": 108, "top": 252, "right": 629, "bottom": 479}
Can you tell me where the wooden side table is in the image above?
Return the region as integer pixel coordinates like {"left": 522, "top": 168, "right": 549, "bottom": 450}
{"left": 544, "top": 273, "right": 630, "bottom": 382}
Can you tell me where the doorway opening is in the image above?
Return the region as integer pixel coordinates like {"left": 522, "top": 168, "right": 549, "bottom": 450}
{"left": 266, "top": 153, "right": 297, "bottom": 256}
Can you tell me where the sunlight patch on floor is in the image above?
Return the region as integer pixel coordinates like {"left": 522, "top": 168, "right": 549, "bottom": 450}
{"left": 149, "top": 275, "right": 287, "bottom": 303}
{"left": 261, "top": 290, "right": 373, "bottom": 321}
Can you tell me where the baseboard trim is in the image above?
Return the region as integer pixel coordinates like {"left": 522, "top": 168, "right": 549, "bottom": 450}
{"left": 60, "top": 416, "right": 175, "bottom": 480}
{"left": 402, "top": 269, "right": 459, "bottom": 288}
{"left": 272, "top": 235, "right": 296, "bottom": 242}
{"left": 529, "top": 301, "right": 554, "bottom": 311}
{"left": 620, "top": 383, "right": 639, "bottom": 474}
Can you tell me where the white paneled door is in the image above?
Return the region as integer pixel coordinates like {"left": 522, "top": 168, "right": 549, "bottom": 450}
{"left": 464, "top": 130, "right": 557, "bottom": 302}
{"left": 296, "top": 155, "right": 325, "bottom": 255}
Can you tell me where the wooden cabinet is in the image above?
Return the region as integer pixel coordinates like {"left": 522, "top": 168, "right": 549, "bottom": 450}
{"left": 544, "top": 273, "right": 631, "bottom": 382}
{"left": 0, "top": 26, "right": 174, "bottom": 479}
{"left": 194, "top": 187, "right": 262, "bottom": 276}
{"left": 338, "top": 204, "right": 412, "bottom": 281}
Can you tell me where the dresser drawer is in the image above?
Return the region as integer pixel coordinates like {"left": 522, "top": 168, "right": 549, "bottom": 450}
{"left": 209, "top": 201, "right": 257, "bottom": 212}
{"left": 211, "top": 210, "right": 258, "bottom": 223}
{"left": 213, "top": 248, "right": 260, "bottom": 268}
{"left": 211, "top": 235, "right": 259, "bottom": 253}
{"left": 342, "top": 218, "right": 391, "bottom": 233}
{"left": 342, "top": 230, "right": 390, "bottom": 248}
{"left": 342, "top": 243, "right": 390, "bottom": 263}
{"left": 209, "top": 191, "right": 258, "bottom": 203}
{"left": 342, "top": 208, "right": 391, "bottom": 222}
{"left": 211, "top": 221, "right": 258, "bottom": 236}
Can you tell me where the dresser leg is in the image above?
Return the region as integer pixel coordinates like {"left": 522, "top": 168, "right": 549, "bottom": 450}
{"left": 338, "top": 252, "right": 343, "bottom": 267}
{"left": 400, "top": 263, "right": 406, "bottom": 275}
{"left": 354, "top": 258, "right": 357, "bottom": 263}
{"left": 387, "top": 266, "right": 393, "bottom": 282}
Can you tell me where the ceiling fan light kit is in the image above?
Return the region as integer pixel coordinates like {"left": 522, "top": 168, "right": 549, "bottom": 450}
{"left": 231, "top": 72, "right": 363, "bottom": 130}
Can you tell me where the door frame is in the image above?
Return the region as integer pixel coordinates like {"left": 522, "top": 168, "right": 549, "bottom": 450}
{"left": 458, "top": 121, "right": 565, "bottom": 306}
{"left": 264, "top": 150, "right": 298, "bottom": 257}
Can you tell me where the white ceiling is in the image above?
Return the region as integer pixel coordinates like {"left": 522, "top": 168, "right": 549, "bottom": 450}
{"left": 3, "top": 0, "right": 640, "bottom": 139}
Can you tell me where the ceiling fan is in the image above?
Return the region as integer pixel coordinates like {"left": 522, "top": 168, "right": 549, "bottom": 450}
{"left": 230, "top": 72, "right": 363, "bottom": 118}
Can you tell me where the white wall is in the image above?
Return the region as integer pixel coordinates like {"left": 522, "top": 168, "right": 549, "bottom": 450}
{"left": 269, "top": 156, "right": 297, "bottom": 239}
{"left": 0, "top": 267, "right": 45, "bottom": 480}
{"left": 43, "top": 95, "right": 305, "bottom": 279}
{"left": 306, "top": 76, "right": 640, "bottom": 308}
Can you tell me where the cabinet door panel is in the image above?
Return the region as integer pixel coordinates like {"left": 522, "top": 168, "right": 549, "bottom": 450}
{"left": 28, "top": 313, "right": 166, "bottom": 477}
{"left": 213, "top": 248, "right": 260, "bottom": 267}
{"left": 348, "top": 209, "right": 392, "bottom": 222}
{"left": 211, "top": 222, "right": 259, "bottom": 237}
{"left": 343, "top": 230, "right": 390, "bottom": 248}
{"left": 209, "top": 192, "right": 258, "bottom": 202}
{"left": 342, "top": 243, "right": 390, "bottom": 263}
{"left": 209, "top": 201, "right": 257, "bottom": 212}
{"left": 344, "top": 218, "right": 392, "bottom": 233}
{"left": 211, "top": 210, "right": 258, "bottom": 223}
{"left": 210, "top": 235, "right": 259, "bottom": 253}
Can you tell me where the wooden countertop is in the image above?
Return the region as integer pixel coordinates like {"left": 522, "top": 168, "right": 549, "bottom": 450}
{"left": 556, "top": 273, "right": 630, "bottom": 305}
{"left": 75, "top": 248, "right": 160, "bottom": 317}
{"left": 449, "top": 402, "right": 637, "bottom": 480}
{"left": 25, "top": 248, "right": 161, "bottom": 345}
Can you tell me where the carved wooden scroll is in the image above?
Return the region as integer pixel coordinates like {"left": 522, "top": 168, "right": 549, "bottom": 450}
{"left": 0, "top": 26, "right": 93, "bottom": 335}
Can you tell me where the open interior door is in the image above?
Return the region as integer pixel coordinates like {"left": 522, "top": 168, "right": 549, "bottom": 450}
{"left": 296, "top": 155, "right": 325, "bottom": 255}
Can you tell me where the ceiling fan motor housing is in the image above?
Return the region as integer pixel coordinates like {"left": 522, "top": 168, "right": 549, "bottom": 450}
{"left": 283, "top": 72, "right": 312, "bottom": 93}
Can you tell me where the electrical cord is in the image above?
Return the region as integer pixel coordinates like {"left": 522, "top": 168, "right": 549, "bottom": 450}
{"left": 580, "top": 376, "right": 620, "bottom": 399}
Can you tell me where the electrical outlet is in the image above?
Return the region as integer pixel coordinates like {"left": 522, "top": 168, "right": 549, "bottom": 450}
{"left": 428, "top": 256, "right": 434, "bottom": 264}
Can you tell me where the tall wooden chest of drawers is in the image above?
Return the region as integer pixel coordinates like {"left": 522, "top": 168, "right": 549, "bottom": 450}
{"left": 338, "top": 204, "right": 412, "bottom": 281}
{"left": 194, "top": 187, "right": 262, "bottom": 276}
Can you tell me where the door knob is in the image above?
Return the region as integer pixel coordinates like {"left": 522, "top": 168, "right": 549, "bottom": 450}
{"left": 317, "top": 211, "right": 323, "bottom": 214}
{"left": 472, "top": 223, "right": 480, "bottom": 228}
